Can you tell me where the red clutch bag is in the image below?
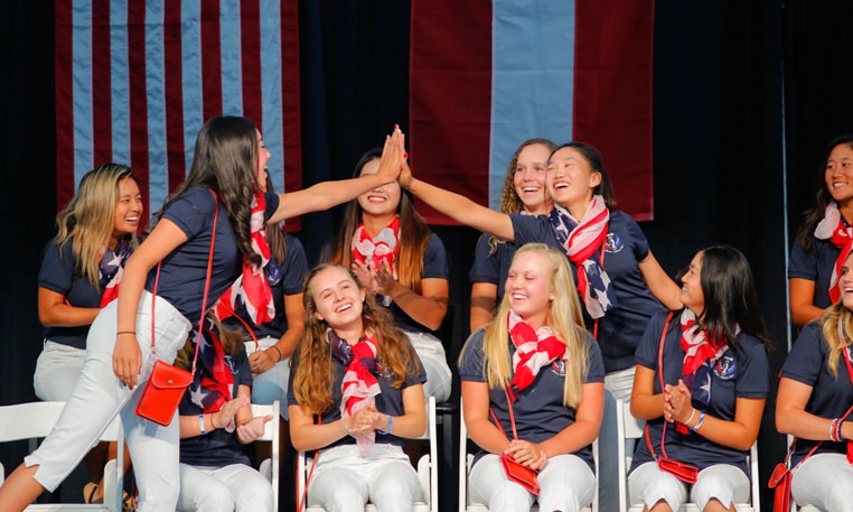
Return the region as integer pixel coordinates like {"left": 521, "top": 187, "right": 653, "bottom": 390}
{"left": 134, "top": 360, "right": 193, "bottom": 426}
{"left": 500, "top": 453, "right": 540, "bottom": 496}
{"left": 657, "top": 456, "right": 698, "bottom": 484}
{"left": 768, "top": 462, "right": 791, "bottom": 512}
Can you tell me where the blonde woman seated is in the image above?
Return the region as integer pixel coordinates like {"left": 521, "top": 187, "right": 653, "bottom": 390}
{"left": 777, "top": 241, "right": 853, "bottom": 512}
{"left": 458, "top": 243, "right": 605, "bottom": 512}
{"left": 288, "top": 264, "right": 427, "bottom": 512}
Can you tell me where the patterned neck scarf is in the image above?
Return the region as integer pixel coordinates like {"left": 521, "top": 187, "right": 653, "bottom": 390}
{"left": 507, "top": 309, "right": 567, "bottom": 400}
{"left": 548, "top": 195, "right": 617, "bottom": 318}
{"left": 98, "top": 236, "right": 133, "bottom": 308}
{"left": 352, "top": 216, "right": 400, "bottom": 306}
{"left": 216, "top": 193, "right": 276, "bottom": 324}
{"left": 816, "top": 202, "right": 853, "bottom": 303}
{"left": 189, "top": 317, "right": 235, "bottom": 416}
{"left": 677, "top": 309, "right": 732, "bottom": 434}
{"left": 328, "top": 329, "right": 381, "bottom": 452}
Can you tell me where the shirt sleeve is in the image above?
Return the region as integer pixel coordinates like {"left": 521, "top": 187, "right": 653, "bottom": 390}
{"left": 422, "top": 234, "right": 450, "bottom": 280}
{"left": 781, "top": 323, "right": 825, "bottom": 386}
{"left": 733, "top": 334, "right": 770, "bottom": 398}
{"left": 469, "top": 233, "right": 501, "bottom": 285}
{"left": 161, "top": 187, "right": 217, "bottom": 240}
{"left": 458, "top": 330, "right": 487, "bottom": 382}
{"left": 619, "top": 212, "right": 651, "bottom": 262}
{"left": 37, "top": 241, "right": 75, "bottom": 295}
{"left": 585, "top": 336, "right": 606, "bottom": 383}
{"left": 788, "top": 240, "right": 818, "bottom": 281}
{"left": 280, "top": 234, "right": 309, "bottom": 295}
{"left": 635, "top": 312, "right": 669, "bottom": 370}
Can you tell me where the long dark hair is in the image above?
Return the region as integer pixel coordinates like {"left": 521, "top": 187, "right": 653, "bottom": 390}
{"left": 796, "top": 134, "right": 853, "bottom": 251}
{"left": 326, "top": 148, "right": 431, "bottom": 293}
{"left": 158, "top": 116, "right": 260, "bottom": 266}
{"left": 553, "top": 142, "right": 618, "bottom": 210}
{"left": 690, "top": 245, "right": 770, "bottom": 353}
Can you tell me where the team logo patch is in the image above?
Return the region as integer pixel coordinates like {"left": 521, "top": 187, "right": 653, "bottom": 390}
{"left": 551, "top": 359, "right": 566, "bottom": 377}
{"left": 605, "top": 233, "right": 624, "bottom": 254}
{"left": 713, "top": 354, "right": 736, "bottom": 380}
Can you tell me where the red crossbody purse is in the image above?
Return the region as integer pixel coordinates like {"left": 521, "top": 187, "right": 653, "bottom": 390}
{"left": 490, "top": 388, "right": 540, "bottom": 496}
{"left": 645, "top": 312, "right": 699, "bottom": 484}
{"left": 134, "top": 190, "right": 219, "bottom": 426}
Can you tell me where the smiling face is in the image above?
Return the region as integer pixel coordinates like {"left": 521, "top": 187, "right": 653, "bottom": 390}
{"left": 112, "top": 177, "right": 142, "bottom": 240}
{"left": 546, "top": 147, "right": 601, "bottom": 217}
{"left": 310, "top": 266, "right": 367, "bottom": 333}
{"left": 825, "top": 142, "right": 853, "bottom": 206}
{"left": 680, "top": 251, "right": 706, "bottom": 317}
{"left": 513, "top": 143, "right": 552, "bottom": 215}
{"left": 356, "top": 157, "right": 402, "bottom": 218}
{"left": 505, "top": 250, "right": 555, "bottom": 328}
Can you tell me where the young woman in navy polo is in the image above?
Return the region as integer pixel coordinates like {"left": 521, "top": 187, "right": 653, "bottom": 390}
{"left": 0, "top": 118, "right": 406, "bottom": 512}
{"left": 629, "top": 246, "right": 770, "bottom": 512}
{"left": 288, "top": 264, "right": 427, "bottom": 511}
{"left": 777, "top": 242, "right": 853, "bottom": 511}
{"left": 459, "top": 243, "right": 604, "bottom": 512}
{"left": 790, "top": 134, "right": 853, "bottom": 327}
{"left": 468, "top": 138, "right": 557, "bottom": 332}
{"left": 400, "top": 140, "right": 682, "bottom": 511}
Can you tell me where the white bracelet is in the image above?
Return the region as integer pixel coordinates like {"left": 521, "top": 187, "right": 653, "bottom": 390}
{"left": 684, "top": 408, "right": 696, "bottom": 426}
{"left": 198, "top": 413, "right": 207, "bottom": 435}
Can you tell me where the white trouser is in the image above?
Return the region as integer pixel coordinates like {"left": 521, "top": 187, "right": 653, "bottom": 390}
{"left": 244, "top": 336, "right": 290, "bottom": 419}
{"left": 792, "top": 452, "right": 853, "bottom": 512}
{"left": 33, "top": 341, "right": 86, "bottom": 401}
{"left": 405, "top": 331, "right": 452, "bottom": 403}
{"left": 629, "top": 461, "right": 749, "bottom": 511}
{"left": 176, "top": 463, "right": 273, "bottom": 512}
{"left": 598, "top": 366, "right": 636, "bottom": 512}
{"left": 307, "top": 444, "right": 422, "bottom": 512}
{"left": 469, "top": 453, "right": 595, "bottom": 512}
{"left": 25, "top": 291, "right": 192, "bottom": 512}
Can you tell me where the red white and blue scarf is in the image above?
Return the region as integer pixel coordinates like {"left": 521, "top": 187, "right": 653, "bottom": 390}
{"left": 98, "top": 237, "right": 133, "bottom": 307}
{"left": 507, "top": 310, "right": 567, "bottom": 399}
{"left": 352, "top": 217, "right": 400, "bottom": 307}
{"left": 189, "top": 317, "right": 235, "bottom": 416}
{"left": 548, "top": 195, "right": 617, "bottom": 318}
{"left": 815, "top": 203, "right": 853, "bottom": 303}
{"left": 329, "top": 329, "right": 382, "bottom": 451}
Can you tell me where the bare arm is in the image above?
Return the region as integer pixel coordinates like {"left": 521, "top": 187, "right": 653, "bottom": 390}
{"left": 535, "top": 381, "right": 604, "bottom": 457}
{"left": 113, "top": 219, "right": 189, "bottom": 389}
{"left": 462, "top": 380, "right": 511, "bottom": 455}
{"left": 400, "top": 162, "right": 515, "bottom": 241}
{"left": 789, "top": 278, "right": 824, "bottom": 328}
{"left": 630, "top": 364, "right": 666, "bottom": 421}
{"left": 179, "top": 395, "right": 249, "bottom": 439}
{"left": 470, "top": 282, "right": 498, "bottom": 332}
{"left": 638, "top": 251, "right": 683, "bottom": 310}
{"left": 776, "top": 377, "right": 853, "bottom": 441}
{"left": 38, "top": 288, "right": 100, "bottom": 327}
{"left": 269, "top": 131, "right": 403, "bottom": 224}
{"left": 249, "top": 292, "right": 305, "bottom": 374}
{"left": 379, "top": 274, "right": 448, "bottom": 332}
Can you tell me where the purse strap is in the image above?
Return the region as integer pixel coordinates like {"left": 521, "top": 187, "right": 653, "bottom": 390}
{"left": 149, "top": 189, "right": 219, "bottom": 375}
{"left": 489, "top": 387, "right": 520, "bottom": 441}
{"left": 644, "top": 312, "right": 675, "bottom": 461}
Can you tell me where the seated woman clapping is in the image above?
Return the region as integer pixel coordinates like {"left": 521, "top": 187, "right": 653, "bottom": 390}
{"left": 288, "top": 264, "right": 428, "bottom": 511}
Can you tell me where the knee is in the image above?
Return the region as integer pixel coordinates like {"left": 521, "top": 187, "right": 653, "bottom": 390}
{"left": 184, "top": 485, "right": 235, "bottom": 512}
{"left": 234, "top": 482, "right": 273, "bottom": 512}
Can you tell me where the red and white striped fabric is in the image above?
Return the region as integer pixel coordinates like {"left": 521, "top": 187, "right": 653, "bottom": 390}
{"left": 341, "top": 334, "right": 382, "bottom": 452}
{"left": 55, "top": 0, "right": 302, "bottom": 230}
{"left": 410, "top": 0, "right": 655, "bottom": 224}
{"left": 508, "top": 310, "right": 567, "bottom": 399}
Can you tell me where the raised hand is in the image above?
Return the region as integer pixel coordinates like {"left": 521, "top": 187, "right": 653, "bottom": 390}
{"left": 375, "top": 126, "right": 405, "bottom": 185}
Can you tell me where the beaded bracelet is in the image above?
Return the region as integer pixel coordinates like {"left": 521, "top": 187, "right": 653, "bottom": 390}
{"left": 830, "top": 418, "right": 843, "bottom": 442}
{"left": 198, "top": 414, "right": 207, "bottom": 435}
{"left": 837, "top": 418, "right": 845, "bottom": 442}
{"left": 690, "top": 410, "right": 706, "bottom": 432}
{"left": 377, "top": 415, "right": 393, "bottom": 435}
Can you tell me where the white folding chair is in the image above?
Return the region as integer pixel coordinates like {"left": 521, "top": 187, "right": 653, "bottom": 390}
{"left": 296, "top": 396, "right": 438, "bottom": 512}
{"left": 616, "top": 398, "right": 760, "bottom": 512}
{"left": 251, "top": 400, "right": 281, "bottom": 512}
{"left": 458, "top": 397, "right": 597, "bottom": 512}
{"left": 0, "top": 401, "right": 124, "bottom": 512}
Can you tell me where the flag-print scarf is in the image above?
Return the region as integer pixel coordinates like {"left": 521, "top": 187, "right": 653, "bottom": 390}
{"left": 507, "top": 309, "right": 567, "bottom": 400}
{"left": 188, "top": 317, "right": 235, "bottom": 416}
{"left": 677, "top": 309, "right": 732, "bottom": 434}
{"left": 548, "top": 195, "right": 617, "bottom": 318}
{"left": 216, "top": 193, "right": 276, "bottom": 325}
{"left": 98, "top": 236, "right": 133, "bottom": 307}
{"left": 329, "top": 329, "right": 382, "bottom": 452}
{"left": 352, "top": 217, "right": 400, "bottom": 307}
{"left": 815, "top": 203, "right": 853, "bottom": 303}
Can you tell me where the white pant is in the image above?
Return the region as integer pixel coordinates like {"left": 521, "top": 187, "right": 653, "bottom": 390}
{"left": 25, "top": 291, "right": 192, "bottom": 512}
{"left": 405, "top": 332, "right": 452, "bottom": 403}
{"left": 307, "top": 444, "right": 422, "bottom": 512}
{"left": 629, "top": 461, "right": 749, "bottom": 511}
{"left": 244, "top": 337, "right": 290, "bottom": 419}
{"left": 469, "top": 453, "right": 595, "bottom": 512}
{"left": 792, "top": 452, "right": 853, "bottom": 512}
{"left": 176, "top": 463, "right": 273, "bottom": 512}
{"left": 598, "top": 366, "right": 636, "bottom": 512}
{"left": 33, "top": 341, "right": 86, "bottom": 401}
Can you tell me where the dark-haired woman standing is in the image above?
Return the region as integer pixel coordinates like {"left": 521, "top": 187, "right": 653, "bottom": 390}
{"left": 628, "top": 246, "right": 770, "bottom": 512}
{"left": 0, "top": 118, "right": 406, "bottom": 511}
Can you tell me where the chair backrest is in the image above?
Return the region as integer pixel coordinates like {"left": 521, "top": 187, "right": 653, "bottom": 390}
{"left": 615, "top": 399, "right": 760, "bottom": 512}
{"left": 250, "top": 400, "right": 280, "bottom": 512}
{"left": 0, "top": 401, "right": 123, "bottom": 512}
{"left": 296, "top": 397, "right": 437, "bottom": 512}
{"left": 458, "top": 397, "right": 597, "bottom": 512}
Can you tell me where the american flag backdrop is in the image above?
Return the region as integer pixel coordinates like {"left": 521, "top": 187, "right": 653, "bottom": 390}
{"left": 410, "top": 0, "right": 655, "bottom": 224}
{"left": 55, "top": 0, "right": 302, "bottom": 229}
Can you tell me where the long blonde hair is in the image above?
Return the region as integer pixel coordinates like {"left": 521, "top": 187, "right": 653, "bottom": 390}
{"left": 821, "top": 301, "right": 853, "bottom": 379}
{"left": 54, "top": 163, "right": 139, "bottom": 288}
{"left": 291, "top": 264, "right": 421, "bottom": 414}
{"left": 463, "top": 243, "right": 590, "bottom": 407}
